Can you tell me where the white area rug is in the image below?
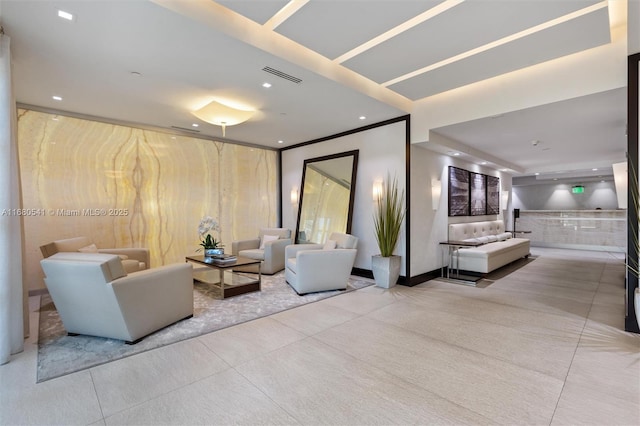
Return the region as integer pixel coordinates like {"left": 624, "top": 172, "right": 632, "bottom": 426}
{"left": 37, "top": 272, "right": 372, "bottom": 382}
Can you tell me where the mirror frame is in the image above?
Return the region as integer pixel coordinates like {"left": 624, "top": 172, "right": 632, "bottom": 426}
{"left": 295, "top": 150, "right": 359, "bottom": 244}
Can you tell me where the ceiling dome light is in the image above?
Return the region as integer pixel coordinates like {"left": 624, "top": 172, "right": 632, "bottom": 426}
{"left": 262, "top": 82, "right": 272, "bottom": 88}
{"left": 193, "top": 100, "right": 255, "bottom": 137}
{"left": 52, "top": 96, "right": 62, "bottom": 101}
{"left": 359, "top": 116, "right": 366, "bottom": 120}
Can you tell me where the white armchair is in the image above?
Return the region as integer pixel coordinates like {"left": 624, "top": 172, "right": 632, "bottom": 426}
{"left": 285, "top": 232, "right": 358, "bottom": 295}
{"left": 40, "top": 236, "right": 150, "bottom": 274}
{"left": 231, "top": 228, "right": 292, "bottom": 274}
{"left": 40, "top": 252, "right": 193, "bottom": 344}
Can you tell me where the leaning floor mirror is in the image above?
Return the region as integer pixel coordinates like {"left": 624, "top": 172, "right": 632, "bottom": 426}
{"left": 295, "top": 150, "right": 359, "bottom": 244}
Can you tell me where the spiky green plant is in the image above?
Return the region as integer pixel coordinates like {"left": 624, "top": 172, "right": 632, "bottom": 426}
{"left": 373, "top": 174, "right": 406, "bottom": 257}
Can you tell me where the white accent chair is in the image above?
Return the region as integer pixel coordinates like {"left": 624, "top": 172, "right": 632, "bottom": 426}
{"left": 40, "top": 252, "right": 193, "bottom": 344}
{"left": 40, "top": 236, "right": 150, "bottom": 274}
{"left": 231, "top": 228, "right": 292, "bottom": 274}
{"left": 285, "top": 232, "right": 358, "bottom": 295}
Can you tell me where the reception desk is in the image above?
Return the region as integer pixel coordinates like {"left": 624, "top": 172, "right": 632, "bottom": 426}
{"left": 516, "top": 210, "right": 626, "bottom": 252}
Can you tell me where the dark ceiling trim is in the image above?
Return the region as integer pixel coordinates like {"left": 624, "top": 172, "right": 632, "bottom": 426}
{"left": 16, "top": 103, "right": 279, "bottom": 151}
{"left": 280, "top": 115, "right": 410, "bottom": 151}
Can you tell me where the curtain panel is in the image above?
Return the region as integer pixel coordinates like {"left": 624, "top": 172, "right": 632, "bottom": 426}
{"left": 0, "top": 33, "right": 26, "bottom": 364}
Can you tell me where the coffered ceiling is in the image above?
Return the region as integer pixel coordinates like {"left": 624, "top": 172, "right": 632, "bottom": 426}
{"left": 0, "top": 0, "right": 629, "bottom": 176}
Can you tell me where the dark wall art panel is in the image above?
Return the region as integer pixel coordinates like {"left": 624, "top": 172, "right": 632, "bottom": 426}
{"left": 448, "top": 166, "right": 470, "bottom": 216}
{"left": 486, "top": 175, "right": 500, "bottom": 215}
{"left": 470, "top": 172, "right": 487, "bottom": 216}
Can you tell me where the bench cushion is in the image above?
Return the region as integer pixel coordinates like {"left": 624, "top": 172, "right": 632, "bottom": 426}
{"left": 449, "top": 220, "right": 530, "bottom": 273}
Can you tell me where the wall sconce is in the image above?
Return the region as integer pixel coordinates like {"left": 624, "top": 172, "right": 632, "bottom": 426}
{"left": 192, "top": 100, "right": 255, "bottom": 137}
{"left": 501, "top": 190, "right": 510, "bottom": 210}
{"left": 431, "top": 179, "right": 441, "bottom": 210}
{"left": 290, "top": 187, "right": 298, "bottom": 205}
{"left": 372, "top": 179, "right": 384, "bottom": 202}
{"left": 612, "top": 161, "right": 627, "bottom": 208}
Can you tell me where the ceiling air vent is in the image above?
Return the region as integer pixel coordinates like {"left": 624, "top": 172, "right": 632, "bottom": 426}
{"left": 171, "top": 126, "right": 200, "bottom": 133}
{"left": 262, "top": 66, "right": 302, "bottom": 84}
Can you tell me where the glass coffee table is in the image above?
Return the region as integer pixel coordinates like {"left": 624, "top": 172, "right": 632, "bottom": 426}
{"left": 185, "top": 255, "right": 261, "bottom": 299}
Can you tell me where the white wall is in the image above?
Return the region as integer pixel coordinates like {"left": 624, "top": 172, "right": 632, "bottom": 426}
{"left": 410, "top": 145, "right": 512, "bottom": 276}
{"left": 513, "top": 181, "right": 619, "bottom": 210}
{"left": 281, "top": 120, "right": 406, "bottom": 274}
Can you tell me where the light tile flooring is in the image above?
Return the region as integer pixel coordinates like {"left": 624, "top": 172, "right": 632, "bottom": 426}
{"left": 1, "top": 248, "right": 639, "bottom": 425}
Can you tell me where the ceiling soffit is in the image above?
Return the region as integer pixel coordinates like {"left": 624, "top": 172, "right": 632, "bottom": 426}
{"left": 339, "top": 0, "right": 602, "bottom": 84}
{"left": 212, "top": 0, "right": 610, "bottom": 102}
{"left": 389, "top": 8, "right": 611, "bottom": 100}
{"left": 274, "top": 0, "right": 443, "bottom": 60}
{"left": 216, "top": 0, "right": 289, "bottom": 25}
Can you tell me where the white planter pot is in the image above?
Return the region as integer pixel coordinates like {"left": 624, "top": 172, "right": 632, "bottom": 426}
{"left": 372, "top": 255, "right": 401, "bottom": 288}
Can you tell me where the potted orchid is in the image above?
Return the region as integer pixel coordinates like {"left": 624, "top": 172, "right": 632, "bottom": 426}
{"left": 198, "top": 216, "right": 224, "bottom": 257}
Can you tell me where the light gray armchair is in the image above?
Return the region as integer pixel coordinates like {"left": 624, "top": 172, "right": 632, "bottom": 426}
{"left": 231, "top": 228, "right": 292, "bottom": 274}
{"left": 40, "top": 236, "right": 150, "bottom": 274}
{"left": 285, "top": 232, "right": 358, "bottom": 295}
{"left": 40, "top": 252, "right": 193, "bottom": 344}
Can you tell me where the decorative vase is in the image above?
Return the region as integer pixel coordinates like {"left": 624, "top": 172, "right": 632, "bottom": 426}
{"left": 372, "top": 255, "right": 401, "bottom": 288}
{"left": 204, "top": 248, "right": 224, "bottom": 258}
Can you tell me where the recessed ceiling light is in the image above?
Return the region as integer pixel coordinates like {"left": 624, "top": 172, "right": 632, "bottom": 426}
{"left": 534, "top": 172, "right": 540, "bottom": 176}
{"left": 57, "top": 10, "right": 74, "bottom": 21}
{"left": 278, "top": 140, "right": 284, "bottom": 144}
{"left": 452, "top": 152, "right": 460, "bottom": 156}
{"left": 262, "top": 82, "right": 272, "bottom": 88}
{"left": 359, "top": 116, "right": 366, "bottom": 120}
{"left": 192, "top": 123, "right": 199, "bottom": 127}
{"left": 553, "top": 178, "right": 558, "bottom": 181}
{"left": 52, "top": 96, "right": 62, "bottom": 101}
{"left": 480, "top": 161, "right": 488, "bottom": 165}
{"left": 592, "top": 168, "right": 598, "bottom": 171}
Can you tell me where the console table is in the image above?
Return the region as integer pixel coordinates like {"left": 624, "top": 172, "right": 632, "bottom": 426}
{"left": 439, "top": 240, "right": 483, "bottom": 286}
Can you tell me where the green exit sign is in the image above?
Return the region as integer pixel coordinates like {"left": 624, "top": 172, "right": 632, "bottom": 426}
{"left": 572, "top": 185, "right": 585, "bottom": 194}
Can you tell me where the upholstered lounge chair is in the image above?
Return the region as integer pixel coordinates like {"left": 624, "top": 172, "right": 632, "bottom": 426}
{"left": 40, "top": 252, "right": 193, "bottom": 344}
{"left": 285, "top": 232, "right": 358, "bottom": 295}
{"left": 40, "top": 236, "right": 150, "bottom": 274}
{"left": 231, "top": 228, "right": 292, "bottom": 274}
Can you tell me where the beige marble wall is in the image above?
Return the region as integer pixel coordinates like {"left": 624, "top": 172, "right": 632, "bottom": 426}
{"left": 18, "top": 109, "right": 278, "bottom": 291}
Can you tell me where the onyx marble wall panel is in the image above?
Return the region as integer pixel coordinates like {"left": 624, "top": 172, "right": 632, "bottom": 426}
{"left": 18, "top": 110, "right": 278, "bottom": 291}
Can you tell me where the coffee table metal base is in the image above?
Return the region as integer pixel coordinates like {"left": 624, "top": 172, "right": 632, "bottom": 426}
{"left": 186, "top": 255, "right": 261, "bottom": 299}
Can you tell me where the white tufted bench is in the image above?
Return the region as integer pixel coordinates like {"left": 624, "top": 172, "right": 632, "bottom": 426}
{"left": 448, "top": 220, "right": 530, "bottom": 273}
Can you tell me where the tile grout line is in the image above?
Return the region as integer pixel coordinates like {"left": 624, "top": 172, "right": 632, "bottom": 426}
{"left": 88, "top": 284, "right": 376, "bottom": 422}
{"left": 304, "top": 319, "right": 496, "bottom": 423}
{"left": 96, "top": 338, "right": 234, "bottom": 422}
{"left": 88, "top": 369, "right": 107, "bottom": 424}
{"left": 548, "top": 260, "right": 606, "bottom": 425}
